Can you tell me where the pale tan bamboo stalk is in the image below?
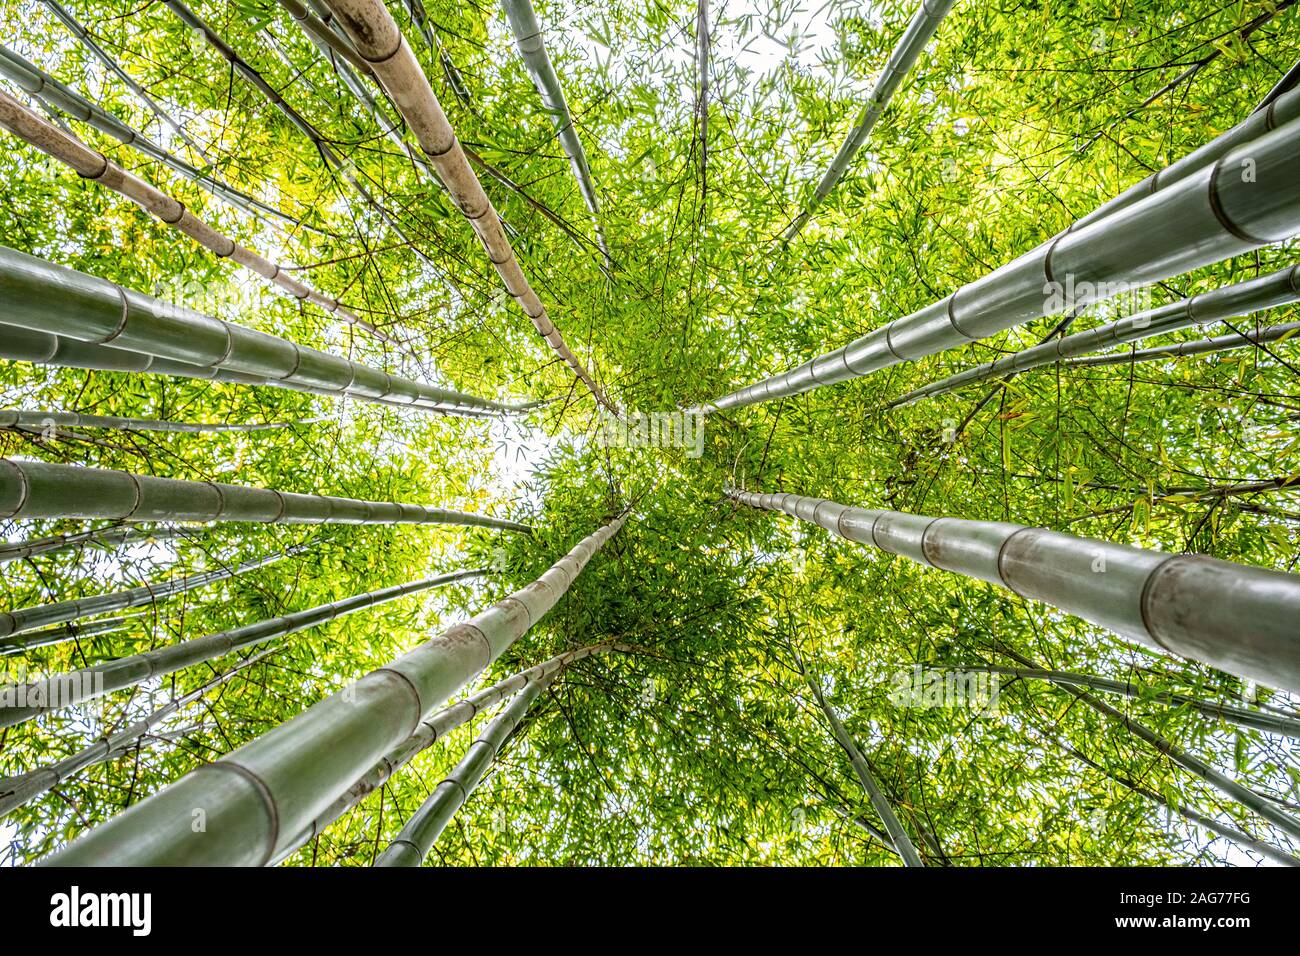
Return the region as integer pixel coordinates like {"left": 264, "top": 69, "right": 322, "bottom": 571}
{"left": 0, "top": 88, "right": 397, "bottom": 347}
{"left": 319, "top": 0, "right": 618, "bottom": 415}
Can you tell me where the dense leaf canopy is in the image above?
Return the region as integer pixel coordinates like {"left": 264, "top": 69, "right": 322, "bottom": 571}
{"left": 0, "top": 0, "right": 1297, "bottom": 866}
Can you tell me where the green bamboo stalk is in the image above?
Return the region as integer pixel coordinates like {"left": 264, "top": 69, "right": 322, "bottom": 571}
{"left": 887, "top": 264, "right": 1300, "bottom": 408}
{"left": 0, "top": 323, "right": 504, "bottom": 419}
{"left": 781, "top": 0, "right": 955, "bottom": 242}
{"left": 0, "top": 568, "right": 487, "bottom": 729}
{"left": 0, "top": 525, "right": 183, "bottom": 564}
{"left": 374, "top": 668, "right": 556, "bottom": 866}
{"left": 996, "top": 646, "right": 1300, "bottom": 841}
{"left": 500, "top": 0, "right": 611, "bottom": 264}
{"left": 0, "top": 647, "right": 277, "bottom": 818}
{"left": 0, "top": 459, "right": 532, "bottom": 534}
{"left": 320, "top": 0, "right": 619, "bottom": 416}
{"left": 1031, "top": 727, "right": 1300, "bottom": 866}
{"left": 0, "top": 244, "right": 525, "bottom": 416}
{"left": 694, "top": 106, "right": 1300, "bottom": 414}
{"left": 1063, "top": 319, "right": 1300, "bottom": 369}
{"left": 0, "top": 89, "right": 398, "bottom": 347}
{"left": 274, "top": 641, "right": 625, "bottom": 861}
{"left": 0, "top": 408, "right": 314, "bottom": 434}
{"left": 40, "top": 514, "right": 625, "bottom": 864}
{"left": 0, "top": 41, "right": 298, "bottom": 228}
{"left": 0, "top": 543, "right": 309, "bottom": 643}
{"left": 0, "top": 614, "right": 133, "bottom": 656}
{"left": 970, "top": 665, "right": 1300, "bottom": 738}
{"left": 276, "top": 0, "right": 374, "bottom": 75}
{"left": 727, "top": 488, "right": 1300, "bottom": 693}
{"left": 803, "top": 665, "right": 924, "bottom": 866}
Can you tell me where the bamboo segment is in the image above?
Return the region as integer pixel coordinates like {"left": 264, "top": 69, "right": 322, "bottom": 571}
{"left": 727, "top": 488, "right": 1300, "bottom": 693}
{"left": 804, "top": 667, "right": 925, "bottom": 866}
{"left": 0, "top": 544, "right": 309, "bottom": 643}
{"left": 276, "top": 0, "right": 374, "bottom": 75}
{"left": 274, "top": 641, "right": 625, "bottom": 860}
{"left": 696, "top": 111, "right": 1300, "bottom": 413}
{"left": 0, "top": 90, "right": 397, "bottom": 347}
{"left": 0, "top": 244, "right": 524, "bottom": 416}
{"left": 0, "top": 459, "right": 532, "bottom": 533}
{"left": 0, "top": 569, "right": 487, "bottom": 729}
{"left": 500, "top": 0, "right": 610, "bottom": 264}
{"left": 1063, "top": 319, "right": 1300, "bottom": 369}
{"left": 0, "top": 408, "right": 311, "bottom": 434}
{"left": 0, "top": 41, "right": 295, "bottom": 227}
{"left": 0, "top": 648, "right": 276, "bottom": 818}
{"left": 888, "top": 264, "right": 1300, "bottom": 407}
{"left": 40, "top": 514, "right": 625, "bottom": 865}
{"left": 0, "top": 525, "right": 184, "bottom": 564}
{"left": 972, "top": 666, "right": 1300, "bottom": 738}
{"left": 319, "top": 0, "right": 618, "bottom": 415}
{"left": 782, "top": 0, "right": 955, "bottom": 242}
{"left": 374, "top": 669, "right": 556, "bottom": 866}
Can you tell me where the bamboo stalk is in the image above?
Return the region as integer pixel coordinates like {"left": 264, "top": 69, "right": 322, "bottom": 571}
{"left": 0, "top": 543, "right": 309, "bottom": 643}
{"left": 0, "top": 408, "right": 314, "bottom": 434}
{"left": 0, "top": 89, "right": 402, "bottom": 347}
{"left": 888, "top": 264, "right": 1300, "bottom": 407}
{"left": 695, "top": 106, "right": 1300, "bottom": 414}
{"left": 274, "top": 641, "right": 625, "bottom": 861}
{"left": 970, "top": 666, "right": 1300, "bottom": 738}
{"left": 374, "top": 670, "right": 555, "bottom": 866}
{"left": 995, "top": 646, "right": 1300, "bottom": 841}
{"left": 781, "top": 0, "right": 955, "bottom": 242}
{"left": 0, "top": 525, "right": 184, "bottom": 564}
{"left": 319, "top": 0, "right": 618, "bottom": 415}
{"left": 0, "top": 615, "right": 133, "bottom": 657}
{"left": 0, "top": 323, "right": 502, "bottom": 419}
{"left": 0, "top": 244, "right": 525, "bottom": 416}
{"left": 1063, "top": 319, "right": 1300, "bottom": 369}
{"left": 40, "top": 514, "right": 625, "bottom": 865}
{"left": 727, "top": 488, "right": 1300, "bottom": 693}
{"left": 0, "top": 41, "right": 300, "bottom": 229}
{"left": 0, "top": 568, "right": 488, "bottom": 729}
{"left": 803, "top": 665, "right": 924, "bottom": 866}
{"left": 500, "top": 0, "right": 610, "bottom": 265}
{"left": 276, "top": 0, "right": 374, "bottom": 75}
{"left": 0, "top": 647, "right": 277, "bottom": 818}
{"left": 1039, "top": 729, "right": 1300, "bottom": 867}
{"left": 0, "top": 459, "right": 532, "bottom": 534}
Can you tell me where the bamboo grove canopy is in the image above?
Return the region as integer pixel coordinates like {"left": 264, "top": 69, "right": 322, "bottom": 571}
{"left": 0, "top": 0, "right": 1297, "bottom": 868}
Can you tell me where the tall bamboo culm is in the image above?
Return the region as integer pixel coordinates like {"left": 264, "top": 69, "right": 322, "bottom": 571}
{"left": 374, "top": 668, "right": 557, "bottom": 866}
{"left": 41, "top": 514, "right": 625, "bottom": 865}
{"left": 887, "top": 264, "right": 1300, "bottom": 407}
{"left": 0, "top": 244, "right": 522, "bottom": 417}
{"left": 695, "top": 98, "right": 1300, "bottom": 414}
{"left": 275, "top": 641, "right": 625, "bottom": 861}
{"left": 0, "top": 90, "right": 396, "bottom": 347}
{"left": 0, "top": 41, "right": 294, "bottom": 227}
{"left": 0, "top": 459, "right": 531, "bottom": 532}
{"left": 0, "top": 569, "right": 487, "bottom": 729}
{"left": 1062, "top": 319, "right": 1300, "bottom": 369}
{"left": 1, "top": 409, "right": 314, "bottom": 435}
{"left": 0, "top": 525, "right": 184, "bottom": 564}
{"left": 0, "top": 544, "right": 309, "bottom": 642}
{"left": 319, "top": 0, "right": 618, "bottom": 415}
{"left": 782, "top": 0, "right": 955, "bottom": 242}
{"left": 500, "top": 0, "right": 610, "bottom": 264}
{"left": 727, "top": 489, "right": 1300, "bottom": 693}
